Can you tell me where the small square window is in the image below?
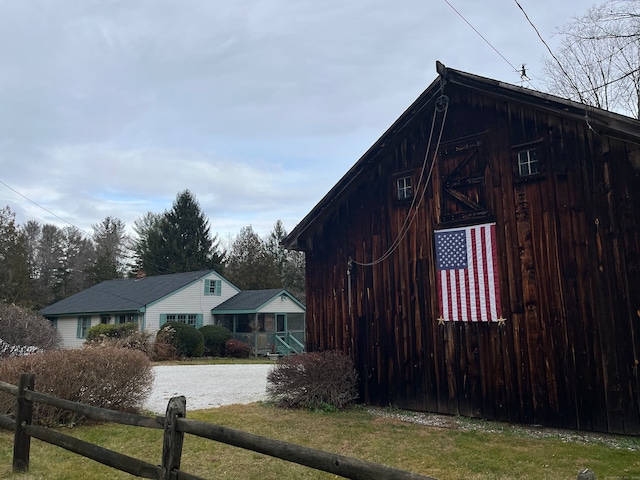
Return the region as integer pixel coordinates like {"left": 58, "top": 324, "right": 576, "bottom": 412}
{"left": 518, "top": 149, "right": 540, "bottom": 177}
{"left": 396, "top": 176, "right": 413, "bottom": 200}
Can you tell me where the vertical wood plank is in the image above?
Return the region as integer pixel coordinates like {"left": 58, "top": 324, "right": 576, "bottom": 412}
{"left": 161, "top": 396, "right": 186, "bottom": 480}
{"left": 13, "top": 373, "right": 35, "bottom": 473}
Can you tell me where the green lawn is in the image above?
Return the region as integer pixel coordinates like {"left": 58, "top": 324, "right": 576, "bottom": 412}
{"left": 1, "top": 403, "right": 638, "bottom": 480}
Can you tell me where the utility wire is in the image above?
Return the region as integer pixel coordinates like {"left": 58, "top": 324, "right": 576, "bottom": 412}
{"left": 513, "top": 0, "right": 588, "bottom": 104}
{"left": 443, "top": 0, "right": 528, "bottom": 84}
{"left": 0, "top": 178, "right": 91, "bottom": 236}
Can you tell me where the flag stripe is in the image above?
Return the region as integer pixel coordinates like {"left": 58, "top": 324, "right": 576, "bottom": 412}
{"left": 435, "top": 222, "right": 502, "bottom": 322}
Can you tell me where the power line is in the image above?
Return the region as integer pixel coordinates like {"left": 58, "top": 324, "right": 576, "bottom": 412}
{"left": 513, "top": 0, "right": 587, "bottom": 104}
{"left": 443, "top": 0, "right": 524, "bottom": 81}
{"left": 0, "top": 178, "right": 91, "bottom": 236}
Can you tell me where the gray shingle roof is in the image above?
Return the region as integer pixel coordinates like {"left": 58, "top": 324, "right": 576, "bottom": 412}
{"left": 40, "top": 270, "right": 214, "bottom": 316}
{"left": 212, "top": 289, "right": 287, "bottom": 312}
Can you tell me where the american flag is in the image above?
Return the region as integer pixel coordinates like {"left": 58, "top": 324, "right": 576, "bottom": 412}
{"left": 434, "top": 222, "right": 503, "bottom": 322}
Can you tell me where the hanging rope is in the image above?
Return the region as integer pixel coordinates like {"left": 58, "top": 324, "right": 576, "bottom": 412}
{"left": 351, "top": 94, "right": 449, "bottom": 268}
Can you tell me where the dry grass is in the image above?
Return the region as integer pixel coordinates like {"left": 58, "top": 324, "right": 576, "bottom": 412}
{"left": 0, "top": 403, "right": 638, "bottom": 479}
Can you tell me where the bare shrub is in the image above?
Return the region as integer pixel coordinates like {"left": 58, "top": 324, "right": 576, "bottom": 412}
{"left": 266, "top": 350, "right": 359, "bottom": 410}
{"left": 86, "top": 328, "right": 153, "bottom": 358}
{"left": 224, "top": 339, "right": 251, "bottom": 358}
{"left": 152, "top": 329, "right": 178, "bottom": 361}
{"left": 0, "top": 303, "right": 60, "bottom": 356}
{"left": 0, "top": 346, "right": 153, "bottom": 425}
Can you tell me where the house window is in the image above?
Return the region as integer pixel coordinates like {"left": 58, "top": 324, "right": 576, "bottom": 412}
{"left": 204, "top": 279, "right": 222, "bottom": 296}
{"left": 100, "top": 314, "right": 111, "bottom": 324}
{"left": 77, "top": 316, "right": 91, "bottom": 339}
{"left": 161, "top": 313, "right": 203, "bottom": 328}
{"left": 116, "top": 314, "right": 138, "bottom": 324}
{"left": 517, "top": 148, "right": 540, "bottom": 177}
{"left": 396, "top": 176, "right": 413, "bottom": 200}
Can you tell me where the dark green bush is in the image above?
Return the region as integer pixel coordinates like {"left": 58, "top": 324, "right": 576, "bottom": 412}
{"left": 157, "top": 321, "right": 204, "bottom": 358}
{"left": 0, "top": 347, "right": 153, "bottom": 425}
{"left": 266, "top": 350, "right": 359, "bottom": 410}
{"left": 86, "top": 322, "right": 140, "bottom": 342}
{"left": 224, "top": 339, "right": 251, "bottom": 358}
{"left": 199, "top": 325, "right": 232, "bottom": 356}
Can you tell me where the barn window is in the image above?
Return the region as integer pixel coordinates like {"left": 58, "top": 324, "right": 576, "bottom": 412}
{"left": 512, "top": 139, "right": 544, "bottom": 180}
{"left": 517, "top": 148, "right": 540, "bottom": 177}
{"left": 396, "top": 176, "right": 413, "bottom": 201}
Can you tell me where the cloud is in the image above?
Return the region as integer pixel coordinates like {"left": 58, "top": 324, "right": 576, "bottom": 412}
{"left": 0, "top": 0, "right": 581, "bottom": 240}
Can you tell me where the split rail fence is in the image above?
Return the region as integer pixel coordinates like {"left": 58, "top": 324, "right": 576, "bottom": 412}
{"left": 0, "top": 373, "right": 436, "bottom": 480}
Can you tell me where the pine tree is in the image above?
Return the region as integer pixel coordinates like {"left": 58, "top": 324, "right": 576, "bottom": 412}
{"left": 0, "top": 206, "right": 31, "bottom": 306}
{"left": 141, "top": 190, "right": 224, "bottom": 275}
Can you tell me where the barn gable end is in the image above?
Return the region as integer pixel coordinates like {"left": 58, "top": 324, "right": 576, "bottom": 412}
{"left": 285, "top": 63, "right": 640, "bottom": 434}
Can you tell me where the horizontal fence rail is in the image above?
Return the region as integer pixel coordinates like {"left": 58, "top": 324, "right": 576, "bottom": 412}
{"left": 0, "top": 373, "right": 437, "bottom": 480}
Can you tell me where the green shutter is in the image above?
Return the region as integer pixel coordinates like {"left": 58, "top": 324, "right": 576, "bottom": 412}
{"left": 196, "top": 314, "right": 203, "bottom": 328}
{"left": 76, "top": 317, "right": 82, "bottom": 338}
{"left": 204, "top": 280, "right": 210, "bottom": 295}
{"left": 215, "top": 280, "right": 221, "bottom": 296}
{"left": 160, "top": 314, "right": 167, "bottom": 326}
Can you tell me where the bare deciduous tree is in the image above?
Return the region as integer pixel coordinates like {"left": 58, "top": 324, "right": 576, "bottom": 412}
{"left": 543, "top": 0, "right": 640, "bottom": 118}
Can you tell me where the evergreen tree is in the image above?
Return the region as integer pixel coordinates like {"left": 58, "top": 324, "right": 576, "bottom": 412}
{"left": 0, "top": 206, "right": 31, "bottom": 306}
{"left": 141, "top": 190, "right": 224, "bottom": 275}
{"left": 128, "top": 211, "right": 162, "bottom": 275}
{"left": 225, "top": 225, "right": 280, "bottom": 290}
{"left": 90, "top": 216, "right": 128, "bottom": 283}
{"left": 23, "top": 221, "right": 64, "bottom": 308}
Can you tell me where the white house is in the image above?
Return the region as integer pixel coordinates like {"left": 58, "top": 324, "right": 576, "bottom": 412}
{"left": 39, "top": 270, "right": 305, "bottom": 353}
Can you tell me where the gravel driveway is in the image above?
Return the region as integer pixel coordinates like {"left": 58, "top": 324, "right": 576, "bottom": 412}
{"left": 144, "top": 364, "right": 273, "bottom": 414}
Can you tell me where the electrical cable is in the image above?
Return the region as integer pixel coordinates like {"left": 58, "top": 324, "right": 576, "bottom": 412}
{"left": 443, "top": 0, "right": 535, "bottom": 88}
{"left": 0, "top": 178, "right": 90, "bottom": 236}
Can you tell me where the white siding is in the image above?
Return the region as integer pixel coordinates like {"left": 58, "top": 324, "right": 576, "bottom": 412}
{"left": 257, "top": 296, "right": 305, "bottom": 314}
{"left": 144, "top": 273, "right": 239, "bottom": 334}
{"left": 56, "top": 314, "right": 97, "bottom": 349}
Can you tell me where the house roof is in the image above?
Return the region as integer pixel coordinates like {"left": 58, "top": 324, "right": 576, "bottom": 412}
{"left": 40, "top": 270, "right": 217, "bottom": 316}
{"left": 282, "top": 61, "right": 640, "bottom": 250}
{"left": 212, "top": 289, "right": 305, "bottom": 314}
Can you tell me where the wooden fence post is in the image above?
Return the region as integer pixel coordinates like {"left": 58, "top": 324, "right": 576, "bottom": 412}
{"left": 161, "top": 396, "right": 186, "bottom": 480}
{"left": 13, "top": 373, "right": 35, "bottom": 472}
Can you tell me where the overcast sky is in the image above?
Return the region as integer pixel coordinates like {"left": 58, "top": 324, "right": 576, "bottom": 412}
{"left": 0, "top": 0, "right": 582, "bottom": 243}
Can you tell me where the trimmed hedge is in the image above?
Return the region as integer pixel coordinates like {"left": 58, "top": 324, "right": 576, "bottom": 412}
{"left": 156, "top": 321, "right": 204, "bottom": 358}
{"left": 199, "top": 325, "right": 232, "bottom": 357}
{"left": 86, "top": 322, "right": 139, "bottom": 342}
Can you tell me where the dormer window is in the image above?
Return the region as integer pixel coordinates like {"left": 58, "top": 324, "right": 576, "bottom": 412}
{"left": 396, "top": 176, "right": 413, "bottom": 200}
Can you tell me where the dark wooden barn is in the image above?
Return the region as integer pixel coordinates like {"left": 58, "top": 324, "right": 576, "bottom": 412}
{"left": 283, "top": 62, "right": 640, "bottom": 434}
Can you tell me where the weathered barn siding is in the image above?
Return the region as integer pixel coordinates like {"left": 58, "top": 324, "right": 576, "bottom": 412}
{"left": 290, "top": 66, "right": 640, "bottom": 434}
